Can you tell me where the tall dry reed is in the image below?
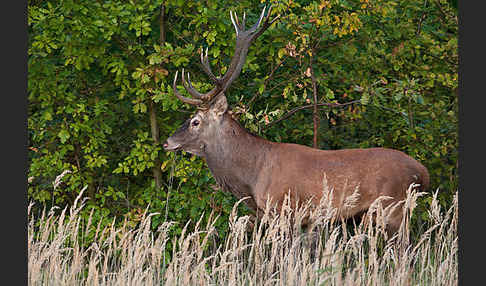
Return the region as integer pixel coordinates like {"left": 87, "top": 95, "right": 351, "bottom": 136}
{"left": 28, "top": 183, "right": 458, "bottom": 285}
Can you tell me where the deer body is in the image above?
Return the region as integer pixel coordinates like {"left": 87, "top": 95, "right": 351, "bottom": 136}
{"left": 190, "top": 113, "right": 429, "bottom": 233}
{"left": 163, "top": 6, "right": 429, "bottom": 234}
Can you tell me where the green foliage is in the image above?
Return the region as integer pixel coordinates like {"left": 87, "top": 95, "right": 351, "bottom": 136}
{"left": 28, "top": 0, "right": 457, "bottom": 242}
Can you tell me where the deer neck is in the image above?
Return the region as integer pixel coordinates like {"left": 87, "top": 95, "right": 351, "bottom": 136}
{"left": 203, "top": 114, "right": 270, "bottom": 200}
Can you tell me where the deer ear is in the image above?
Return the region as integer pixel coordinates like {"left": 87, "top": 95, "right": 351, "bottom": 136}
{"left": 210, "top": 95, "right": 228, "bottom": 117}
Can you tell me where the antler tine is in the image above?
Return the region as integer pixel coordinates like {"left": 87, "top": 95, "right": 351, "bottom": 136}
{"left": 216, "top": 6, "right": 277, "bottom": 91}
{"left": 248, "top": 5, "right": 267, "bottom": 33}
{"left": 200, "top": 46, "right": 220, "bottom": 85}
{"left": 267, "top": 6, "right": 280, "bottom": 25}
{"left": 250, "top": 5, "right": 280, "bottom": 40}
{"left": 230, "top": 11, "right": 239, "bottom": 36}
{"left": 173, "top": 71, "right": 203, "bottom": 106}
{"left": 181, "top": 68, "right": 207, "bottom": 99}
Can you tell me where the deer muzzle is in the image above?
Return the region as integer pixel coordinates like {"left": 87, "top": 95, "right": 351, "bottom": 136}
{"left": 162, "top": 139, "right": 182, "bottom": 152}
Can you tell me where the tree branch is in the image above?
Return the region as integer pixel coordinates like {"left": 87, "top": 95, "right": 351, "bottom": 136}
{"left": 433, "top": 0, "right": 457, "bottom": 25}
{"left": 246, "top": 57, "right": 287, "bottom": 109}
{"left": 263, "top": 100, "right": 361, "bottom": 129}
{"left": 416, "top": 0, "right": 428, "bottom": 35}
{"left": 159, "top": 2, "right": 166, "bottom": 44}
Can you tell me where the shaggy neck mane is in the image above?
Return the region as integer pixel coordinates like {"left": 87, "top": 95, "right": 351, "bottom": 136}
{"left": 203, "top": 113, "right": 272, "bottom": 201}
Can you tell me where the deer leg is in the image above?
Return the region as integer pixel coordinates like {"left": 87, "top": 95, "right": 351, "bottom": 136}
{"left": 385, "top": 207, "right": 404, "bottom": 237}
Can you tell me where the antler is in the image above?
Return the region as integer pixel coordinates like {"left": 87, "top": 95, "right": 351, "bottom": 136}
{"left": 173, "top": 5, "right": 280, "bottom": 109}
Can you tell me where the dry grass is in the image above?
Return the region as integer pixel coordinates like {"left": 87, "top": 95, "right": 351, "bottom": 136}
{"left": 28, "top": 184, "right": 458, "bottom": 285}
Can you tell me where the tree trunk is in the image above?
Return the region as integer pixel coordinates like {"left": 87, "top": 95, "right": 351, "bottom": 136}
{"left": 149, "top": 100, "right": 163, "bottom": 190}
{"left": 310, "top": 58, "right": 319, "bottom": 149}
{"left": 148, "top": 3, "right": 166, "bottom": 190}
{"left": 159, "top": 3, "right": 166, "bottom": 44}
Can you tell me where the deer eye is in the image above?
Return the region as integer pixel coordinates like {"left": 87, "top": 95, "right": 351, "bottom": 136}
{"left": 192, "top": 119, "right": 200, "bottom": 127}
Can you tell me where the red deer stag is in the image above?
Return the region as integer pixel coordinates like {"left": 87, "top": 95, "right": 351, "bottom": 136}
{"left": 163, "top": 6, "right": 429, "bottom": 234}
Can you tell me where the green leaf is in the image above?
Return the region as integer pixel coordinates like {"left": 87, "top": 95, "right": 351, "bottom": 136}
{"left": 140, "top": 103, "right": 147, "bottom": 113}
{"left": 43, "top": 111, "right": 53, "bottom": 121}
{"left": 361, "top": 92, "right": 369, "bottom": 105}
{"left": 394, "top": 93, "right": 403, "bottom": 101}
{"left": 58, "top": 129, "right": 70, "bottom": 144}
{"left": 258, "top": 83, "right": 265, "bottom": 95}
{"left": 326, "top": 88, "right": 335, "bottom": 100}
{"left": 416, "top": 95, "right": 425, "bottom": 105}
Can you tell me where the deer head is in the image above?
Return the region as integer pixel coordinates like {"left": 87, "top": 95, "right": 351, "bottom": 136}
{"left": 163, "top": 6, "right": 279, "bottom": 156}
